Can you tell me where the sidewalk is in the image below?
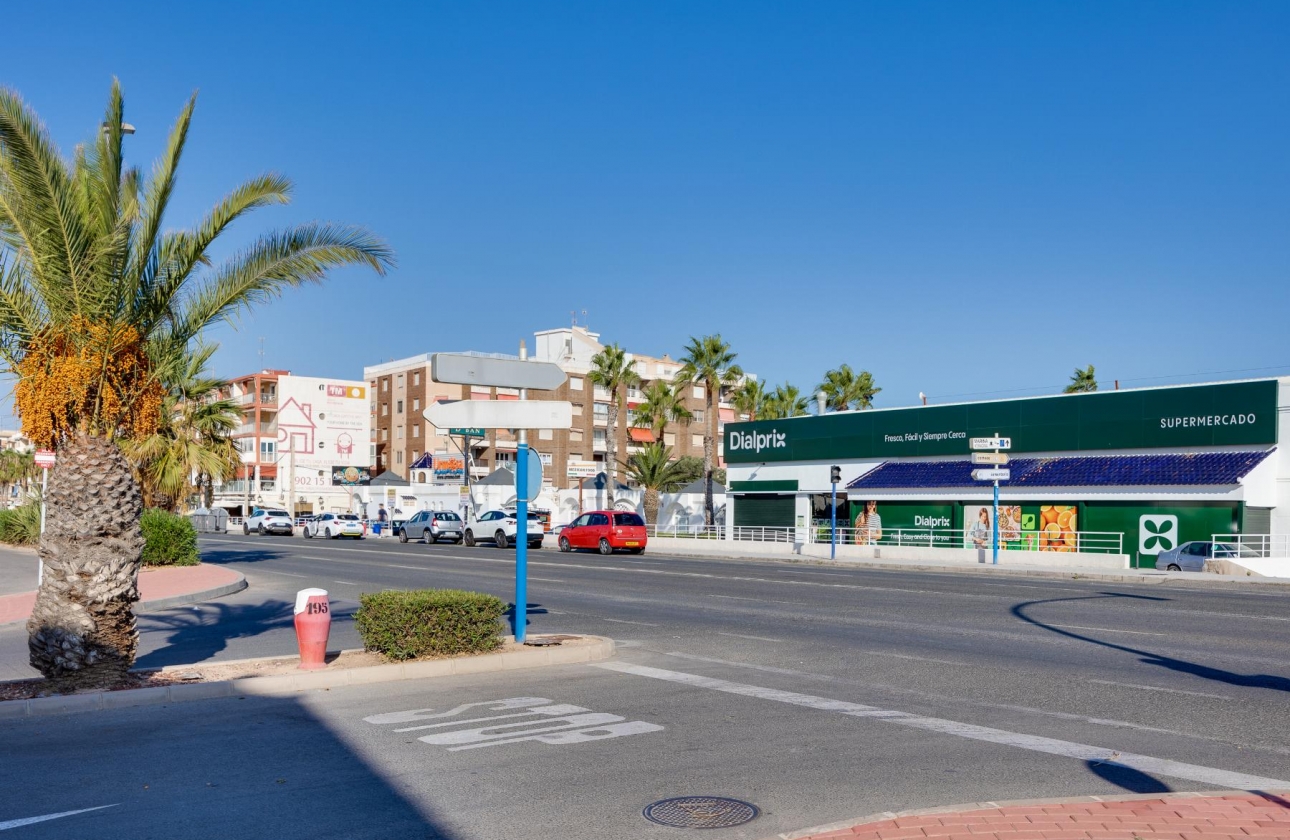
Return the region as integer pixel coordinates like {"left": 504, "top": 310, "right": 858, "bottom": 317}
{"left": 783, "top": 791, "right": 1290, "bottom": 840}
{"left": 0, "top": 564, "right": 246, "bottom": 625}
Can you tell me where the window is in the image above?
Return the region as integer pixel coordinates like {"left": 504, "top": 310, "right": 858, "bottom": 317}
{"left": 693, "top": 384, "right": 705, "bottom": 399}
{"left": 495, "top": 451, "right": 514, "bottom": 464}
{"left": 614, "top": 513, "right": 644, "bottom": 526}
{"left": 590, "top": 513, "right": 609, "bottom": 526}
{"left": 593, "top": 385, "right": 611, "bottom": 400}
{"left": 570, "top": 377, "right": 584, "bottom": 391}
{"left": 259, "top": 440, "right": 276, "bottom": 459}
{"left": 397, "top": 374, "right": 404, "bottom": 386}
{"left": 692, "top": 434, "right": 703, "bottom": 448}
{"left": 593, "top": 403, "right": 609, "bottom": 422}
{"left": 396, "top": 400, "right": 403, "bottom": 413}
{"left": 396, "top": 450, "right": 403, "bottom": 465}
{"left": 569, "top": 453, "right": 584, "bottom": 462}
{"left": 381, "top": 429, "right": 388, "bottom": 441}
{"left": 571, "top": 514, "right": 590, "bottom": 528}
{"left": 381, "top": 403, "right": 388, "bottom": 416}
{"left": 413, "top": 372, "right": 421, "bottom": 386}
{"left": 664, "top": 433, "right": 676, "bottom": 446}
{"left": 569, "top": 429, "right": 583, "bottom": 442}
{"left": 538, "top": 428, "right": 552, "bottom": 440}
{"left": 693, "top": 409, "right": 704, "bottom": 423}
{"left": 382, "top": 379, "right": 388, "bottom": 392}
{"left": 412, "top": 398, "right": 420, "bottom": 411}
{"left": 412, "top": 450, "right": 419, "bottom": 461}
{"left": 396, "top": 425, "right": 403, "bottom": 439}
{"left": 413, "top": 424, "right": 420, "bottom": 438}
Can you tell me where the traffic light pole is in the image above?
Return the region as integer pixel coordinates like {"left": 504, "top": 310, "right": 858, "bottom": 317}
{"left": 829, "top": 465, "right": 841, "bottom": 560}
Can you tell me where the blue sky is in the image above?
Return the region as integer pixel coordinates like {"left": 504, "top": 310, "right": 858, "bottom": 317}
{"left": 3, "top": 1, "right": 1289, "bottom": 413}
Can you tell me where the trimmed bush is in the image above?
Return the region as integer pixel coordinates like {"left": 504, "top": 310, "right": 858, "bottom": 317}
{"left": 355, "top": 589, "right": 506, "bottom": 660}
{"left": 140, "top": 508, "right": 199, "bottom": 567}
{"left": 0, "top": 502, "right": 40, "bottom": 546}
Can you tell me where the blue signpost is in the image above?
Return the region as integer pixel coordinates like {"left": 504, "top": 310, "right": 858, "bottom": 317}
{"left": 515, "top": 440, "right": 529, "bottom": 643}
{"left": 971, "top": 435, "right": 1011, "bottom": 566}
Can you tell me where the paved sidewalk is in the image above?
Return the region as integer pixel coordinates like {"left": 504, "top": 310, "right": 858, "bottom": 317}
{"left": 0, "top": 564, "right": 245, "bottom": 625}
{"left": 786, "top": 791, "right": 1290, "bottom": 840}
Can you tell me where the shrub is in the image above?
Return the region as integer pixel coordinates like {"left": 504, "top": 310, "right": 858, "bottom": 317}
{"left": 355, "top": 589, "right": 506, "bottom": 660}
{"left": 140, "top": 508, "right": 199, "bottom": 567}
{"left": 0, "top": 502, "right": 40, "bottom": 545}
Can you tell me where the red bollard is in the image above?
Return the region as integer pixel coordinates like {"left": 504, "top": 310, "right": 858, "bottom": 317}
{"left": 294, "top": 588, "right": 331, "bottom": 670}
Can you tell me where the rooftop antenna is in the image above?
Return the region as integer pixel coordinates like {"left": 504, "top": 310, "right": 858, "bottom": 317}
{"left": 581, "top": 309, "right": 588, "bottom": 330}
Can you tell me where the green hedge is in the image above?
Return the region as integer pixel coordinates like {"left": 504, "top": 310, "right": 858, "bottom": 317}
{"left": 355, "top": 589, "right": 506, "bottom": 660}
{"left": 0, "top": 502, "right": 40, "bottom": 546}
{"left": 140, "top": 508, "right": 199, "bottom": 567}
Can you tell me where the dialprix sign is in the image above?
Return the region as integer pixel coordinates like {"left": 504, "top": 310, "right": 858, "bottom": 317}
{"left": 724, "top": 379, "right": 1277, "bottom": 464}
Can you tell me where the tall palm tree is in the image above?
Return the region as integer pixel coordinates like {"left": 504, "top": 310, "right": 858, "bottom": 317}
{"left": 0, "top": 82, "right": 393, "bottom": 687}
{"left": 632, "top": 379, "right": 692, "bottom": 445}
{"left": 676, "top": 335, "right": 742, "bottom": 526}
{"left": 732, "top": 378, "right": 767, "bottom": 421}
{"left": 621, "top": 442, "right": 690, "bottom": 525}
{"left": 1065, "top": 364, "right": 1098, "bottom": 393}
{"left": 587, "top": 343, "right": 639, "bottom": 484}
{"left": 817, "top": 364, "right": 881, "bottom": 411}
{"left": 124, "top": 344, "right": 241, "bottom": 511}
{"left": 0, "top": 448, "right": 35, "bottom": 505}
{"left": 761, "top": 383, "right": 810, "bottom": 420}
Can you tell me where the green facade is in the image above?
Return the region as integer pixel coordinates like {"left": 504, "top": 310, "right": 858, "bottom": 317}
{"left": 725, "top": 380, "right": 1277, "bottom": 464}
{"left": 1081, "top": 501, "right": 1239, "bottom": 568}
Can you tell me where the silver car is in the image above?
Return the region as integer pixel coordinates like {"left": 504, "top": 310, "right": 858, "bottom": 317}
{"left": 398, "top": 510, "right": 464, "bottom": 544}
{"left": 1154, "top": 540, "right": 1260, "bottom": 571}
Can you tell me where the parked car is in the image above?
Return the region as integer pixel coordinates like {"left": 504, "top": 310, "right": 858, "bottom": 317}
{"left": 1154, "top": 540, "right": 1261, "bottom": 571}
{"left": 304, "top": 512, "right": 366, "bottom": 540}
{"left": 463, "top": 510, "right": 545, "bottom": 549}
{"left": 557, "top": 511, "right": 647, "bottom": 555}
{"left": 398, "top": 510, "right": 464, "bottom": 544}
{"left": 244, "top": 508, "right": 294, "bottom": 536}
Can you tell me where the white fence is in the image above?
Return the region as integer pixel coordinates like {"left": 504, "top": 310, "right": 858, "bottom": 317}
{"left": 647, "top": 522, "right": 1122, "bottom": 554}
{"left": 1211, "top": 533, "right": 1290, "bottom": 558}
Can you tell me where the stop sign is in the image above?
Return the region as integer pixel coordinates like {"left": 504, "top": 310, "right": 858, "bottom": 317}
{"left": 34, "top": 450, "right": 55, "bottom": 469}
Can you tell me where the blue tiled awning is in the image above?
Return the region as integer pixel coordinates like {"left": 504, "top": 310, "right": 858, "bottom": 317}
{"left": 410, "top": 453, "right": 434, "bottom": 470}
{"left": 847, "top": 450, "right": 1273, "bottom": 490}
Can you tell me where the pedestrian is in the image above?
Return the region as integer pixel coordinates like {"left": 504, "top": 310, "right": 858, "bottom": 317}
{"left": 378, "top": 504, "right": 388, "bottom": 537}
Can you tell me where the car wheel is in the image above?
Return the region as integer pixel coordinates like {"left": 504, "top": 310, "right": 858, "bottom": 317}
{"left": 559, "top": 536, "right": 571, "bottom": 552}
{"left": 258, "top": 524, "right": 265, "bottom": 536}
{"left": 454, "top": 537, "right": 464, "bottom": 545}
{"left": 304, "top": 527, "right": 312, "bottom": 539}
{"left": 243, "top": 524, "right": 249, "bottom": 535}
{"left": 327, "top": 528, "right": 336, "bottom": 539}
{"left": 599, "top": 538, "right": 612, "bottom": 556}
{"left": 464, "top": 530, "right": 475, "bottom": 547}
{"left": 399, "top": 529, "right": 408, "bottom": 544}
{"left": 495, "top": 531, "right": 509, "bottom": 550}
{"left": 1167, "top": 564, "right": 1181, "bottom": 571}
{"left": 530, "top": 541, "right": 543, "bottom": 550}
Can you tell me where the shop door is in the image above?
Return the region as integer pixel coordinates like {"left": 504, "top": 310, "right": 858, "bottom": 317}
{"left": 734, "top": 494, "right": 795, "bottom": 528}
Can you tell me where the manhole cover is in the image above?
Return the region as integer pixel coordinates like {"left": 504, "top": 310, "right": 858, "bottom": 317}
{"left": 642, "top": 796, "right": 760, "bottom": 829}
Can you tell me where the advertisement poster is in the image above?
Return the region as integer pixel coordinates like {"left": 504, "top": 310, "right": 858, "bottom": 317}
{"left": 433, "top": 456, "right": 465, "bottom": 484}
{"left": 963, "top": 504, "right": 1021, "bottom": 547}
{"left": 1036, "top": 504, "right": 1077, "bottom": 552}
{"left": 331, "top": 466, "right": 372, "bottom": 486}
{"left": 275, "top": 376, "right": 370, "bottom": 478}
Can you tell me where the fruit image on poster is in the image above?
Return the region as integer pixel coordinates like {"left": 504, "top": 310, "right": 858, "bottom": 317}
{"left": 1039, "top": 504, "right": 1077, "bottom": 551}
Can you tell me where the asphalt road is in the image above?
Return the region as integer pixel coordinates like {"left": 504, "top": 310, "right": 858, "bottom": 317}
{"left": 2, "top": 534, "right": 1289, "bottom": 839}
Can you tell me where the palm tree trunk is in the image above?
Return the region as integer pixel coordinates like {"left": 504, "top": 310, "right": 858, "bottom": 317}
{"left": 27, "top": 433, "right": 145, "bottom": 689}
{"left": 644, "top": 487, "right": 659, "bottom": 525}
{"left": 606, "top": 398, "right": 619, "bottom": 486}
{"left": 703, "top": 380, "right": 715, "bottom": 527}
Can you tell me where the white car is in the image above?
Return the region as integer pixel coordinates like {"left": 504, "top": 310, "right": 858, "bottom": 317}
{"left": 463, "top": 510, "right": 545, "bottom": 549}
{"left": 304, "top": 512, "right": 365, "bottom": 540}
{"left": 244, "top": 508, "right": 293, "bottom": 536}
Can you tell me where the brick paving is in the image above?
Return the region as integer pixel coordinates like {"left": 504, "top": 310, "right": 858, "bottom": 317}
{"left": 0, "top": 564, "right": 242, "bottom": 625}
{"left": 789, "top": 792, "right": 1290, "bottom": 840}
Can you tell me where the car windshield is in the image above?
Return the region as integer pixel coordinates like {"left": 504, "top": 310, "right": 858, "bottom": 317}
{"left": 268, "top": 510, "right": 290, "bottom": 517}
{"left": 614, "top": 513, "right": 645, "bottom": 526}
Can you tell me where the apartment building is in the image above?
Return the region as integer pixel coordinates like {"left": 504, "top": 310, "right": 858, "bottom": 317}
{"left": 366, "top": 325, "right": 750, "bottom": 490}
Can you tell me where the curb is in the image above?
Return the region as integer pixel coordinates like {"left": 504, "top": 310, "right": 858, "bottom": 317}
{"left": 643, "top": 544, "right": 1290, "bottom": 589}
{"left": 767, "top": 789, "right": 1290, "bottom": 840}
{"left": 0, "top": 635, "right": 615, "bottom": 719}
{"left": 0, "top": 570, "right": 248, "bottom": 626}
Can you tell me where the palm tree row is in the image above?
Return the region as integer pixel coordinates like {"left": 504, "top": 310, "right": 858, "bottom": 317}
{"left": 0, "top": 82, "right": 393, "bottom": 687}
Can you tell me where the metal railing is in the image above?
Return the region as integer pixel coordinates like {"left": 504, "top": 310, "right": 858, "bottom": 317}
{"left": 812, "top": 523, "right": 1123, "bottom": 554}
{"left": 646, "top": 524, "right": 726, "bottom": 540}
{"left": 1211, "top": 533, "right": 1290, "bottom": 559}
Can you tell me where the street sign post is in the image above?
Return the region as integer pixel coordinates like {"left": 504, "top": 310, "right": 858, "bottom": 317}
{"left": 424, "top": 400, "right": 574, "bottom": 431}
{"left": 971, "top": 452, "right": 1010, "bottom": 465}
{"left": 431, "top": 353, "right": 567, "bottom": 391}
{"left": 971, "top": 468, "right": 1011, "bottom": 481}
{"left": 971, "top": 433, "right": 1011, "bottom": 565}
{"left": 34, "top": 450, "right": 53, "bottom": 585}
{"left": 970, "top": 437, "right": 1012, "bottom": 450}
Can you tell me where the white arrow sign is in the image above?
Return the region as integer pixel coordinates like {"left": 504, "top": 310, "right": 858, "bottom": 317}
{"left": 971, "top": 452, "right": 1010, "bottom": 465}
{"left": 431, "top": 353, "right": 567, "bottom": 391}
{"left": 425, "top": 400, "right": 573, "bottom": 431}
{"left": 972, "top": 468, "right": 1011, "bottom": 481}
{"left": 970, "top": 437, "right": 1012, "bottom": 450}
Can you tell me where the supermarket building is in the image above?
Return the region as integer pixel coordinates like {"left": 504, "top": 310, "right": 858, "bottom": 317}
{"left": 722, "top": 378, "right": 1287, "bottom": 568}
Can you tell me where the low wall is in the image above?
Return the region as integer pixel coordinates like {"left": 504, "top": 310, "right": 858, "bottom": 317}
{"left": 646, "top": 536, "right": 1130, "bottom": 570}
{"left": 1206, "top": 556, "right": 1290, "bottom": 578}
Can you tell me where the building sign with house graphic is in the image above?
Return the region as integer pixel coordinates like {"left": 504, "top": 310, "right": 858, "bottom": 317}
{"left": 276, "top": 376, "right": 370, "bottom": 483}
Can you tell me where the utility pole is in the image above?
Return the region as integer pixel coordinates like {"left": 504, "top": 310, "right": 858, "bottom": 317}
{"left": 515, "top": 339, "right": 530, "bottom": 643}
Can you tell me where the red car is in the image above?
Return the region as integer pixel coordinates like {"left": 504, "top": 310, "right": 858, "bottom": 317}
{"left": 558, "top": 510, "right": 648, "bottom": 555}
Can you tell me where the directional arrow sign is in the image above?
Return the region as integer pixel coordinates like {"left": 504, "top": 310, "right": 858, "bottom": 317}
{"left": 971, "top": 452, "right": 1010, "bottom": 465}
{"left": 972, "top": 468, "right": 1010, "bottom": 481}
{"left": 970, "top": 437, "right": 1012, "bottom": 450}
{"left": 425, "top": 400, "right": 573, "bottom": 431}
{"left": 431, "top": 353, "right": 567, "bottom": 391}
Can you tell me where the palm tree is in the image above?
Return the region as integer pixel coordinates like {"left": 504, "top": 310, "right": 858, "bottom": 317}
{"left": 621, "top": 443, "right": 690, "bottom": 525}
{"left": 632, "top": 379, "right": 692, "bottom": 445}
{"left": 676, "top": 335, "right": 742, "bottom": 526}
{"left": 0, "top": 82, "right": 393, "bottom": 687}
{"left": 1065, "top": 364, "right": 1098, "bottom": 393}
{"left": 732, "top": 378, "right": 767, "bottom": 421}
{"left": 761, "top": 383, "right": 810, "bottom": 420}
{"left": 124, "top": 345, "right": 241, "bottom": 511}
{"left": 588, "top": 343, "right": 639, "bottom": 484}
{"left": 0, "top": 448, "right": 36, "bottom": 505}
{"left": 817, "top": 364, "right": 881, "bottom": 411}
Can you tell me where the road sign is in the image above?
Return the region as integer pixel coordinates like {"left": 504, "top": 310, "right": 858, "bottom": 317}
{"left": 449, "top": 427, "right": 485, "bottom": 438}
{"left": 970, "top": 437, "right": 1012, "bottom": 450}
{"left": 424, "top": 400, "right": 574, "bottom": 431}
{"left": 520, "top": 448, "right": 543, "bottom": 501}
{"left": 431, "top": 353, "right": 567, "bottom": 391}
{"left": 34, "top": 450, "right": 55, "bottom": 469}
{"left": 971, "top": 452, "right": 1010, "bottom": 465}
{"left": 566, "top": 459, "right": 598, "bottom": 478}
{"left": 972, "top": 468, "right": 1011, "bottom": 481}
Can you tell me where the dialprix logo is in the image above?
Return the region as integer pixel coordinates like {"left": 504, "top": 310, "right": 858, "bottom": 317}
{"left": 728, "top": 429, "right": 787, "bottom": 454}
{"left": 1139, "top": 515, "right": 1177, "bottom": 555}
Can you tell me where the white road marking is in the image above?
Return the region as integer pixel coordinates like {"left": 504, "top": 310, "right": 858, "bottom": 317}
{"left": 274, "top": 572, "right": 307, "bottom": 578}
{"left": 709, "top": 594, "right": 803, "bottom": 606}
{"left": 601, "top": 618, "right": 660, "bottom": 627}
{"left": 863, "top": 651, "right": 967, "bottom": 666}
{"left": 0, "top": 805, "right": 118, "bottom": 831}
{"left": 1048, "top": 624, "right": 1167, "bottom": 636}
{"left": 593, "top": 662, "right": 1290, "bottom": 790}
{"left": 333, "top": 580, "right": 358, "bottom": 585}
{"left": 1088, "top": 679, "right": 1232, "bottom": 700}
{"left": 528, "top": 577, "right": 566, "bottom": 583}
{"left": 718, "top": 632, "right": 784, "bottom": 643}
{"left": 388, "top": 564, "right": 425, "bottom": 571}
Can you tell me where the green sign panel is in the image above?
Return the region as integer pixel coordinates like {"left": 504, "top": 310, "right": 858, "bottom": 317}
{"left": 725, "top": 380, "right": 1277, "bottom": 464}
{"left": 449, "top": 427, "right": 485, "bottom": 438}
